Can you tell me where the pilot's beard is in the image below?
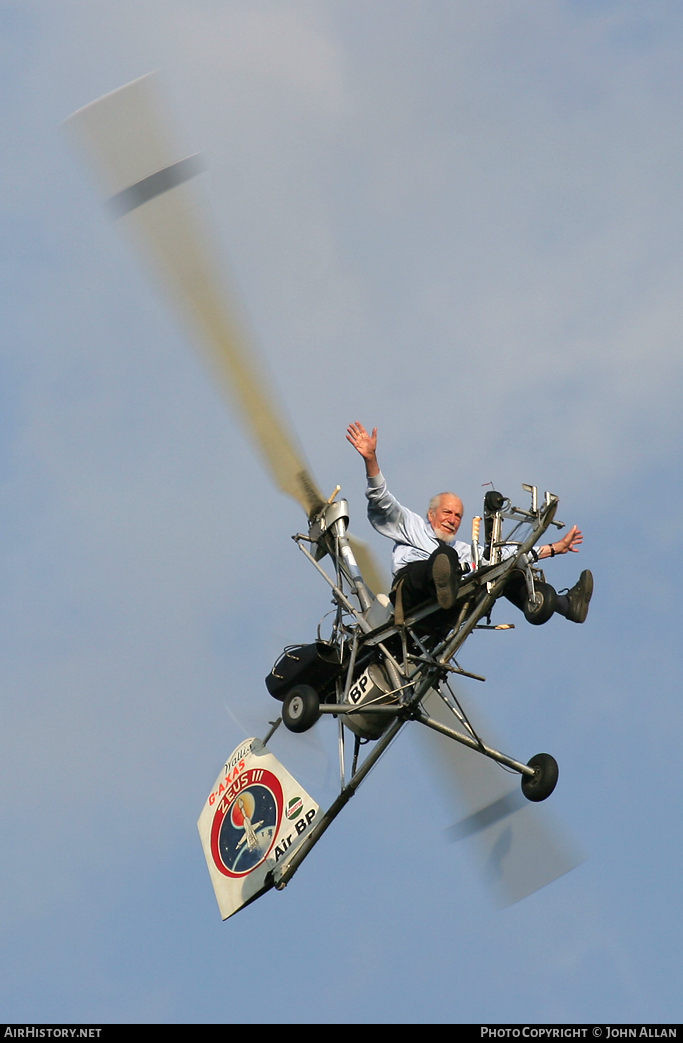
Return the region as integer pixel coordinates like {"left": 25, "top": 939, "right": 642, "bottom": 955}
{"left": 432, "top": 525, "right": 456, "bottom": 543}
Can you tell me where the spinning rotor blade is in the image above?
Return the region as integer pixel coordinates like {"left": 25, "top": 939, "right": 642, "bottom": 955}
{"left": 348, "top": 535, "right": 389, "bottom": 598}
{"left": 418, "top": 688, "right": 584, "bottom": 907}
{"left": 66, "top": 75, "right": 324, "bottom": 518}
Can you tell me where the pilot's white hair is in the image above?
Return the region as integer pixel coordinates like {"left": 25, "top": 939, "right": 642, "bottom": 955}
{"left": 427, "top": 492, "right": 459, "bottom": 519}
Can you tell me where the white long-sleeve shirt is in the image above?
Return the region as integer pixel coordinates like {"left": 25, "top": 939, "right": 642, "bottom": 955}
{"left": 366, "top": 471, "right": 475, "bottom": 575}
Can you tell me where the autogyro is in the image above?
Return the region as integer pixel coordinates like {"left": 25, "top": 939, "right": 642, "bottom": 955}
{"left": 68, "top": 75, "right": 583, "bottom": 919}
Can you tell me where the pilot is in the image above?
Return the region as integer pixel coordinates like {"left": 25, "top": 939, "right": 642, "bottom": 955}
{"left": 346, "top": 421, "right": 593, "bottom": 624}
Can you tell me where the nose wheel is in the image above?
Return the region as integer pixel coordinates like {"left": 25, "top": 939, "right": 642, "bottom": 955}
{"left": 521, "top": 753, "right": 559, "bottom": 802}
{"left": 282, "top": 685, "right": 321, "bottom": 733}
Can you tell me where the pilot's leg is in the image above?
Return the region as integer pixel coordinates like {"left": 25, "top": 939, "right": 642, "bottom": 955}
{"left": 557, "top": 570, "right": 593, "bottom": 623}
{"left": 502, "top": 570, "right": 535, "bottom": 616}
{"left": 504, "top": 569, "right": 593, "bottom": 623}
{"left": 391, "top": 544, "right": 461, "bottom": 615}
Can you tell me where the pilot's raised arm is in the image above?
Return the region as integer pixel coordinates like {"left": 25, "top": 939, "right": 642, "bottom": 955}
{"left": 346, "top": 422, "right": 471, "bottom": 576}
{"left": 346, "top": 420, "right": 380, "bottom": 479}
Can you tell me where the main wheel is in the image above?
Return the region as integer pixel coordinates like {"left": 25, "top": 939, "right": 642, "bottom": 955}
{"left": 282, "top": 685, "right": 320, "bottom": 733}
{"left": 521, "top": 753, "right": 559, "bottom": 802}
{"left": 523, "top": 581, "right": 557, "bottom": 625}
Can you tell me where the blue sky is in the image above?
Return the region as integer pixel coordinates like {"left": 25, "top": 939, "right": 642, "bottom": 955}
{"left": 2, "top": 0, "right": 683, "bottom": 1024}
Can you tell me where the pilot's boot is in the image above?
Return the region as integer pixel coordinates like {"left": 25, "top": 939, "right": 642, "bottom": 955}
{"left": 556, "top": 569, "right": 593, "bottom": 623}
{"left": 432, "top": 550, "right": 460, "bottom": 610}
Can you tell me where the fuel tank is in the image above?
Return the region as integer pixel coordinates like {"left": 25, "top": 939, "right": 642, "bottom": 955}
{"left": 343, "top": 661, "right": 398, "bottom": 740}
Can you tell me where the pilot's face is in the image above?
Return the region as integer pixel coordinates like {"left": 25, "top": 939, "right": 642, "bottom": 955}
{"left": 428, "top": 494, "right": 464, "bottom": 542}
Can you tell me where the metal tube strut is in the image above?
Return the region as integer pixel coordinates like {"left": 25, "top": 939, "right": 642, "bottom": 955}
{"left": 272, "top": 716, "right": 405, "bottom": 889}
{"left": 416, "top": 712, "right": 535, "bottom": 776}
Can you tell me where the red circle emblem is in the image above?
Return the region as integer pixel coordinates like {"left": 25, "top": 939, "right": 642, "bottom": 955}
{"left": 210, "top": 768, "right": 284, "bottom": 878}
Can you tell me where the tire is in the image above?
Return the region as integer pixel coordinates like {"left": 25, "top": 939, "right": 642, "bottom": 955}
{"left": 521, "top": 753, "right": 559, "bottom": 802}
{"left": 282, "top": 685, "right": 320, "bottom": 733}
{"left": 523, "top": 581, "right": 557, "bottom": 625}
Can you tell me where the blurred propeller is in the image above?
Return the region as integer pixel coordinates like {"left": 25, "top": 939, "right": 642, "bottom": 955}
{"left": 66, "top": 75, "right": 328, "bottom": 519}
{"left": 67, "top": 74, "right": 388, "bottom": 593}
{"left": 347, "top": 535, "right": 388, "bottom": 598}
{"left": 418, "top": 688, "right": 584, "bottom": 906}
